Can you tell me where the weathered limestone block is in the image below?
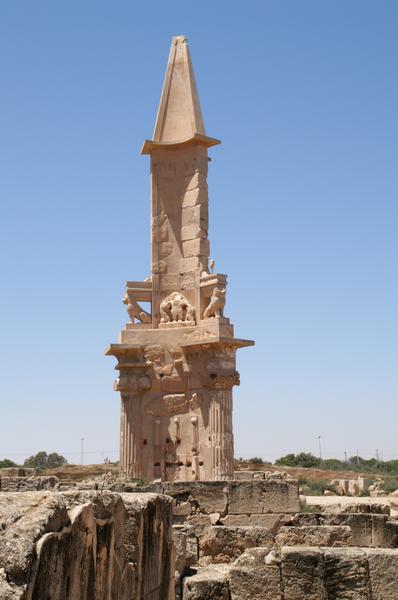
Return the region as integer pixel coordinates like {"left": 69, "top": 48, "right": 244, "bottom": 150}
{"left": 228, "top": 479, "right": 299, "bottom": 514}
{"left": 181, "top": 225, "right": 207, "bottom": 241}
{"left": 320, "top": 512, "right": 396, "bottom": 547}
{"left": 181, "top": 205, "right": 208, "bottom": 229}
{"left": 281, "top": 547, "right": 327, "bottom": 600}
{"left": 221, "top": 513, "right": 292, "bottom": 533}
{"left": 182, "top": 565, "right": 231, "bottom": 599}
{"left": 163, "top": 481, "right": 228, "bottom": 515}
{"left": 229, "top": 547, "right": 282, "bottom": 600}
{"left": 179, "top": 256, "right": 206, "bottom": 272}
{"left": 276, "top": 525, "right": 352, "bottom": 547}
{"left": 199, "top": 526, "right": 274, "bottom": 564}
{"left": 339, "top": 502, "right": 390, "bottom": 515}
{"left": 182, "top": 189, "right": 207, "bottom": 211}
{"left": 120, "top": 492, "right": 175, "bottom": 599}
{"left": 0, "top": 468, "right": 35, "bottom": 478}
{"left": 323, "top": 547, "right": 370, "bottom": 599}
{"left": 0, "top": 490, "right": 175, "bottom": 600}
{"left": 182, "top": 238, "right": 209, "bottom": 258}
{"left": 186, "top": 514, "right": 212, "bottom": 536}
{"left": 173, "top": 525, "right": 198, "bottom": 600}
{"left": 366, "top": 548, "right": 398, "bottom": 599}
{"left": 291, "top": 512, "right": 321, "bottom": 526}
{"left": 0, "top": 568, "right": 21, "bottom": 600}
{"left": 184, "top": 172, "right": 208, "bottom": 194}
{"left": 384, "top": 520, "right": 398, "bottom": 547}
{"left": 232, "top": 471, "right": 266, "bottom": 480}
{"left": 0, "top": 491, "right": 134, "bottom": 599}
{"left": 0, "top": 476, "right": 59, "bottom": 492}
{"left": 173, "top": 524, "right": 198, "bottom": 576}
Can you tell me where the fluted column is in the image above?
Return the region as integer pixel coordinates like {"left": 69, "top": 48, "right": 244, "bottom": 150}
{"left": 209, "top": 389, "right": 234, "bottom": 480}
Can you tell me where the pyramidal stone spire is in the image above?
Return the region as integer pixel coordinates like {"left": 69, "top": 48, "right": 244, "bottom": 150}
{"left": 142, "top": 36, "right": 220, "bottom": 153}
{"left": 107, "top": 36, "right": 253, "bottom": 482}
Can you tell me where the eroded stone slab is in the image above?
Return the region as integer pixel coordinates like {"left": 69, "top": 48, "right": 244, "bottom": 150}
{"left": 199, "top": 526, "right": 274, "bottom": 564}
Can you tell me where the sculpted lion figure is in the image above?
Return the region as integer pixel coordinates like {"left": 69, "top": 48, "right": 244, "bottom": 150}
{"left": 203, "top": 287, "right": 226, "bottom": 319}
{"left": 123, "top": 294, "right": 152, "bottom": 324}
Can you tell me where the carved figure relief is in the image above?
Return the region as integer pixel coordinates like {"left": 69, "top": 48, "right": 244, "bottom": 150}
{"left": 114, "top": 374, "right": 151, "bottom": 392}
{"left": 144, "top": 344, "right": 187, "bottom": 391}
{"left": 160, "top": 292, "right": 195, "bottom": 324}
{"left": 146, "top": 393, "right": 188, "bottom": 416}
{"left": 123, "top": 294, "right": 152, "bottom": 324}
{"left": 203, "top": 287, "right": 226, "bottom": 319}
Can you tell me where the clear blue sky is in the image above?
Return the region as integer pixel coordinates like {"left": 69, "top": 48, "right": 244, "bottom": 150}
{"left": 1, "top": 1, "right": 397, "bottom": 465}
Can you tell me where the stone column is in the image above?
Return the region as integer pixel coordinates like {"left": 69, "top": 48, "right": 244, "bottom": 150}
{"left": 210, "top": 389, "right": 234, "bottom": 480}
{"left": 120, "top": 394, "right": 142, "bottom": 480}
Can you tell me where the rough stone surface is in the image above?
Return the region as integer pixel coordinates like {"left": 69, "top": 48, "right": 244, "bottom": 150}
{"left": 366, "top": 548, "right": 398, "bottom": 599}
{"left": 228, "top": 478, "right": 299, "bottom": 514}
{"left": 0, "top": 476, "right": 59, "bottom": 492}
{"left": 199, "top": 526, "right": 274, "bottom": 564}
{"left": 182, "top": 565, "right": 230, "bottom": 599}
{"left": 221, "top": 513, "right": 292, "bottom": 532}
{"left": 281, "top": 547, "right": 327, "bottom": 599}
{"left": 323, "top": 547, "right": 370, "bottom": 599}
{"left": 229, "top": 547, "right": 282, "bottom": 599}
{"left": 120, "top": 492, "right": 175, "bottom": 599}
{"left": 276, "top": 525, "right": 352, "bottom": 547}
{"left": 0, "top": 490, "right": 174, "bottom": 600}
{"left": 163, "top": 481, "right": 228, "bottom": 515}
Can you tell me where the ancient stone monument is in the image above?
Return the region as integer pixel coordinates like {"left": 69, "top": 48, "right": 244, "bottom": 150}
{"left": 107, "top": 36, "right": 253, "bottom": 482}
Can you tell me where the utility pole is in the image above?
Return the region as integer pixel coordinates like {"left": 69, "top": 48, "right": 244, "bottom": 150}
{"left": 344, "top": 451, "right": 348, "bottom": 464}
{"left": 376, "top": 449, "right": 380, "bottom": 465}
{"left": 318, "top": 435, "right": 322, "bottom": 465}
{"left": 356, "top": 449, "right": 360, "bottom": 466}
{"left": 81, "top": 438, "right": 84, "bottom": 465}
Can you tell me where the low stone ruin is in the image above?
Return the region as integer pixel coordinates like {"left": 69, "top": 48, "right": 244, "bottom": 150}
{"left": 1, "top": 471, "right": 398, "bottom": 599}
{"left": 0, "top": 490, "right": 174, "bottom": 599}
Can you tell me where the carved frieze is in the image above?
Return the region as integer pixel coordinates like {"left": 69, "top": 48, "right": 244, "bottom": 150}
{"left": 146, "top": 393, "right": 188, "bottom": 416}
{"left": 114, "top": 374, "right": 151, "bottom": 392}
{"left": 160, "top": 292, "right": 195, "bottom": 324}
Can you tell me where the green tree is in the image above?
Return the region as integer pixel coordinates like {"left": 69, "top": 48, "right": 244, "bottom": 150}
{"left": 0, "top": 459, "right": 18, "bottom": 468}
{"left": 248, "top": 457, "right": 264, "bottom": 464}
{"left": 47, "top": 452, "right": 68, "bottom": 468}
{"left": 274, "top": 453, "right": 296, "bottom": 467}
{"left": 24, "top": 451, "right": 67, "bottom": 470}
{"left": 275, "top": 452, "right": 320, "bottom": 468}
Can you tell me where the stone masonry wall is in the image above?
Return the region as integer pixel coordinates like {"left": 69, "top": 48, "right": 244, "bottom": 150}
{"left": 183, "top": 546, "right": 398, "bottom": 600}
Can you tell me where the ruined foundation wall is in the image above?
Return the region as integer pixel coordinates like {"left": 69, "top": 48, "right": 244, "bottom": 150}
{"left": 0, "top": 491, "right": 175, "bottom": 600}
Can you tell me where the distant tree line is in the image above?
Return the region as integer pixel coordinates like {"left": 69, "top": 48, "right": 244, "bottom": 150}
{"left": 0, "top": 451, "right": 68, "bottom": 470}
{"left": 274, "top": 452, "right": 398, "bottom": 474}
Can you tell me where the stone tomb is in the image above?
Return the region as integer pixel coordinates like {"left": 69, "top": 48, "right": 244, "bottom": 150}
{"left": 107, "top": 36, "right": 253, "bottom": 482}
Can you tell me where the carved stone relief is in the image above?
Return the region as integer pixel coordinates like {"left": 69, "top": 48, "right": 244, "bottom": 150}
{"left": 152, "top": 260, "right": 168, "bottom": 274}
{"left": 152, "top": 213, "right": 169, "bottom": 242}
{"left": 160, "top": 292, "right": 195, "bottom": 324}
{"left": 114, "top": 374, "right": 151, "bottom": 392}
{"left": 146, "top": 393, "right": 188, "bottom": 416}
